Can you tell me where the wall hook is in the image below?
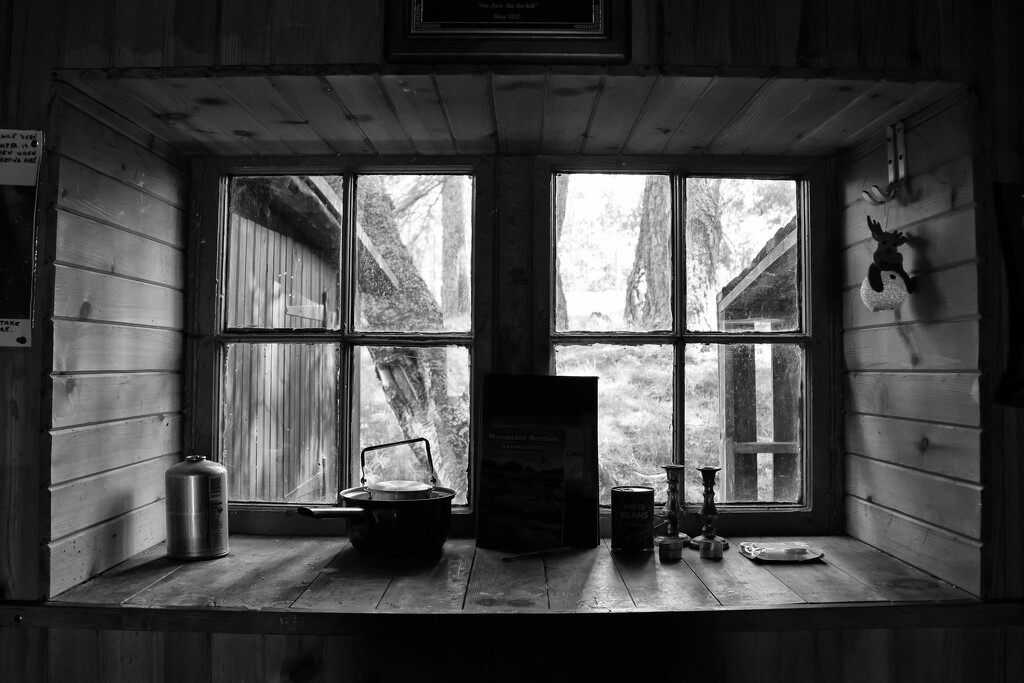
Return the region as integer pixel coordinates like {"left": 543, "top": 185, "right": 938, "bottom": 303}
{"left": 861, "top": 122, "right": 907, "bottom": 205}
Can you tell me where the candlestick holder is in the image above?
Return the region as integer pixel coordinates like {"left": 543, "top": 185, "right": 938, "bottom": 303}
{"left": 655, "top": 464, "right": 690, "bottom": 545}
{"left": 688, "top": 466, "right": 729, "bottom": 550}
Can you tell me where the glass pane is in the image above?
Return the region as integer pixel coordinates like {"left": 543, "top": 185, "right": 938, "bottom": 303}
{"left": 684, "top": 343, "right": 803, "bottom": 504}
{"left": 221, "top": 343, "right": 339, "bottom": 504}
{"left": 686, "top": 178, "right": 799, "bottom": 332}
{"left": 555, "top": 344, "right": 673, "bottom": 505}
{"left": 352, "top": 345, "right": 470, "bottom": 504}
{"left": 225, "top": 176, "right": 342, "bottom": 330}
{"left": 554, "top": 174, "right": 672, "bottom": 332}
{"left": 355, "top": 175, "right": 473, "bottom": 333}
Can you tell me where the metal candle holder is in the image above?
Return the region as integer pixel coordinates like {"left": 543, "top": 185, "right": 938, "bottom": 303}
{"left": 655, "top": 464, "right": 689, "bottom": 544}
{"left": 688, "top": 466, "right": 729, "bottom": 550}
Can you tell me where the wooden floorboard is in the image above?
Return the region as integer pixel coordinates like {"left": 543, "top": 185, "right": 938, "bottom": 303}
{"left": 733, "top": 536, "right": 888, "bottom": 604}
{"left": 606, "top": 537, "right": 721, "bottom": 609}
{"left": 679, "top": 539, "right": 807, "bottom": 607}
{"left": 544, "top": 542, "right": 635, "bottom": 611}
{"left": 377, "top": 541, "right": 475, "bottom": 612}
{"left": 290, "top": 541, "right": 394, "bottom": 612}
{"left": 50, "top": 534, "right": 975, "bottom": 615}
{"left": 463, "top": 548, "right": 549, "bottom": 612}
{"left": 807, "top": 535, "right": 972, "bottom": 602}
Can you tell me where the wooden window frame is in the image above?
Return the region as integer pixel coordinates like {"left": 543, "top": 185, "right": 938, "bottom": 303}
{"left": 534, "top": 156, "right": 838, "bottom": 535}
{"left": 187, "top": 156, "right": 494, "bottom": 536}
{"left": 188, "top": 154, "right": 837, "bottom": 536}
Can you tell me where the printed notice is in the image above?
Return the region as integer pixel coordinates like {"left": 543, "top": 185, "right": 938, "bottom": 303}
{"left": 0, "top": 129, "right": 41, "bottom": 186}
{"left": 0, "top": 129, "right": 42, "bottom": 347}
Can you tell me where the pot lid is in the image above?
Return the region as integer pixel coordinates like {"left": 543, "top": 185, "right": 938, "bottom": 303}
{"left": 365, "top": 480, "right": 432, "bottom": 494}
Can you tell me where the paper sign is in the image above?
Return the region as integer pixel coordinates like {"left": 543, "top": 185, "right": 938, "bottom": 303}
{"left": 0, "top": 129, "right": 42, "bottom": 347}
{"left": 0, "top": 129, "right": 42, "bottom": 186}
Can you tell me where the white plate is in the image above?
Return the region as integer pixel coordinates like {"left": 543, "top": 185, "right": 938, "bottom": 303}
{"left": 739, "top": 541, "right": 824, "bottom": 562}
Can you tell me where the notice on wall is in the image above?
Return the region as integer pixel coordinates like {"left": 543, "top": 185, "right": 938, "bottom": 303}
{"left": 0, "top": 129, "right": 42, "bottom": 347}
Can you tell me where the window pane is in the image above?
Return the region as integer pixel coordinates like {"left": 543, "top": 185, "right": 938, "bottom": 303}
{"left": 352, "top": 345, "right": 470, "bottom": 504}
{"left": 686, "top": 178, "right": 799, "bottom": 332}
{"left": 555, "top": 344, "right": 673, "bottom": 505}
{"left": 225, "top": 176, "right": 342, "bottom": 330}
{"left": 221, "top": 343, "right": 339, "bottom": 504}
{"left": 684, "top": 343, "right": 803, "bottom": 504}
{"left": 554, "top": 174, "right": 672, "bottom": 332}
{"left": 355, "top": 175, "right": 472, "bottom": 333}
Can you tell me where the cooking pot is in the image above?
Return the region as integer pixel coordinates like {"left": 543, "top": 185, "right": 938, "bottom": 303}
{"left": 297, "top": 437, "right": 455, "bottom": 556}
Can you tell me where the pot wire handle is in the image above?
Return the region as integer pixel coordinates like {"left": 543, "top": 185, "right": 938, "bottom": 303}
{"left": 360, "top": 437, "right": 437, "bottom": 487}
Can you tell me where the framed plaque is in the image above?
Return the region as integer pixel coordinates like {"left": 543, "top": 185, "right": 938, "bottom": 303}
{"left": 385, "top": 0, "right": 629, "bottom": 64}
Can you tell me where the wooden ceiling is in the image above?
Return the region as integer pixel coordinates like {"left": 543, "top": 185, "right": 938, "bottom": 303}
{"left": 61, "top": 69, "right": 963, "bottom": 158}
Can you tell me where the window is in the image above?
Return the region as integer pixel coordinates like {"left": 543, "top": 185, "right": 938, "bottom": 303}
{"left": 190, "top": 157, "right": 832, "bottom": 533}
{"left": 190, "top": 161, "right": 485, "bottom": 510}
{"left": 544, "top": 162, "right": 832, "bottom": 529}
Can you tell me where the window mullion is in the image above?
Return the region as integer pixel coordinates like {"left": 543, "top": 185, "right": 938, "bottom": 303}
{"left": 339, "top": 172, "right": 356, "bottom": 500}
{"left": 675, "top": 172, "right": 687, "bottom": 470}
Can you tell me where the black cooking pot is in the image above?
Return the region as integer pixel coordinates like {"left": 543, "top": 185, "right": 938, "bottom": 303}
{"left": 297, "top": 438, "right": 456, "bottom": 556}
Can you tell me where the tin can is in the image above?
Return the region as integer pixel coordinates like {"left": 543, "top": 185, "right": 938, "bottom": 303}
{"left": 165, "top": 455, "right": 229, "bottom": 560}
{"left": 699, "top": 538, "right": 724, "bottom": 559}
{"left": 658, "top": 536, "right": 687, "bottom": 562}
{"left": 610, "top": 486, "right": 654, "bottom": 553}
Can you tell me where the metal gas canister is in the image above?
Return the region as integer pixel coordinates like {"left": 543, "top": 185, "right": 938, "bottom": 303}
{"left": 165, "top": 455, "right": 229, "bottom": 560}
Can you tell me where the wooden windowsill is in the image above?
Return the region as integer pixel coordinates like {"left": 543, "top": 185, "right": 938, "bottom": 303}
{"left": 9, "top": 535, "right": 1023, "bottom": 641}
{"left": 34, "top": 534, "right": 986, "bottom": 626}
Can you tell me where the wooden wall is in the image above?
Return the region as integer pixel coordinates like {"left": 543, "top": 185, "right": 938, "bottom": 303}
{"left": 43, "top": 85, "right": 189, "bottom": 597}
{"left": 2, "top": 615, "right": 1022, "bottom": 683}
{"left": 49, "top": 0, "right": 979, "bottom": 78}
{"left": 838, "top": 94, "right": 985, "bottom": 595}
{"left": 1, "top": 0, "right": 1020, "bottom": 604}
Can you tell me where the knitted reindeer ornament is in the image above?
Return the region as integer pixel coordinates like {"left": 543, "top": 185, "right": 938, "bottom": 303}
{"left": 860, "top": 216, "right": 916, "bottom": 312}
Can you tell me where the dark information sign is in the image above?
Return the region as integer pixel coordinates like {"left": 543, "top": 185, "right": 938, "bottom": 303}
{"left": 386, "top": 0, "right": 628, "bottom": 63}
{"left": 412, "top": 0, "right": 603, "bottom": 35}
{"left": 0, "top": 129, "right": 41, "bottom": 347}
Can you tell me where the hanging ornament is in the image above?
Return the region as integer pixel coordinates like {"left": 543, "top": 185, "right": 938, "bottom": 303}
{"left": 860, "top": 215, "right": 915, "bottom": 312}
{"left": 861, "top": 271, "right": 909, "bottom": 311}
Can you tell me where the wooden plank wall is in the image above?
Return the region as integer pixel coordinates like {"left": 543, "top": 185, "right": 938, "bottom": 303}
{"left": 48, "top": 0, "right": 975, "bottom": 77}
{"left": 1, "top": 0, "right": 1015, "bottom": 604}
{"left": 45, "top": 85, "right": 188, "bottom": 597}
{"left": 0, "top": 0, "right": 9, "bottom": 120}
{"left": 2, "top": 621, "right": 1022, "bottom": 683}
{"left": 838, "top": 94, "right": 984, "bottom": 595}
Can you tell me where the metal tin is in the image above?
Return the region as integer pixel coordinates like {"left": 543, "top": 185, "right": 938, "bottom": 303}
{"left": 699, "top": 538, "right": 724, "bottom": 559}
{"left": 165, "top": 455, "right": 229, "bottom": 560}
{"left": 610, "top": 486, "right": 654, "bottom": 553}
{"left": 658, "top": 536, "right": 687, "bottom": 562}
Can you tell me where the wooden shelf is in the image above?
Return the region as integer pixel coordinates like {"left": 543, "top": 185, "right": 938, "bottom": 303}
{"left": 8, "top": 535, "right": 1022, "bottom": 682}
{"left": 42, "top": 534, "right": 976, "bottom": 621}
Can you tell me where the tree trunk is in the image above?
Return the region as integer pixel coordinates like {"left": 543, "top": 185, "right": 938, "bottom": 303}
{"left": 625, "top": 176, "right": 672, "bottom": 329}
{"left": 440, "top": 176, "right": 470, "bottom": 322}
{"left": 684, "top": 178, "right": 724, "bottom": 329}
{"left": 554, "top": 174, "right": 569, "bottom": 329}
{"left": 343, "top": 176, "right": 469, "bottom": 497}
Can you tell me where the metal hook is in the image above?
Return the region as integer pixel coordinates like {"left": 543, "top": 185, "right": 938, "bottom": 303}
{"left": 861, "top": 122, "right": 907, "bottom": 206}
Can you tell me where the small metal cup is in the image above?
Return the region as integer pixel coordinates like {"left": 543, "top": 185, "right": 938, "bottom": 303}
{"left": 699, "top": 538, "right": 724, "bottom": 559}
{"left": 658, "top": 536, "right": 687, "bottom": 562}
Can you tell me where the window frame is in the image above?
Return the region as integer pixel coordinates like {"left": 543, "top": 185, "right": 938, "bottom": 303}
{"left": 187, "top": 156, "right": 494, "bottom": 533}
{"left": 533, "top": 156, "right": 838, "bottom": 535}
{"left": 187, "top": 154, "right": 838, "bottom": 536}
